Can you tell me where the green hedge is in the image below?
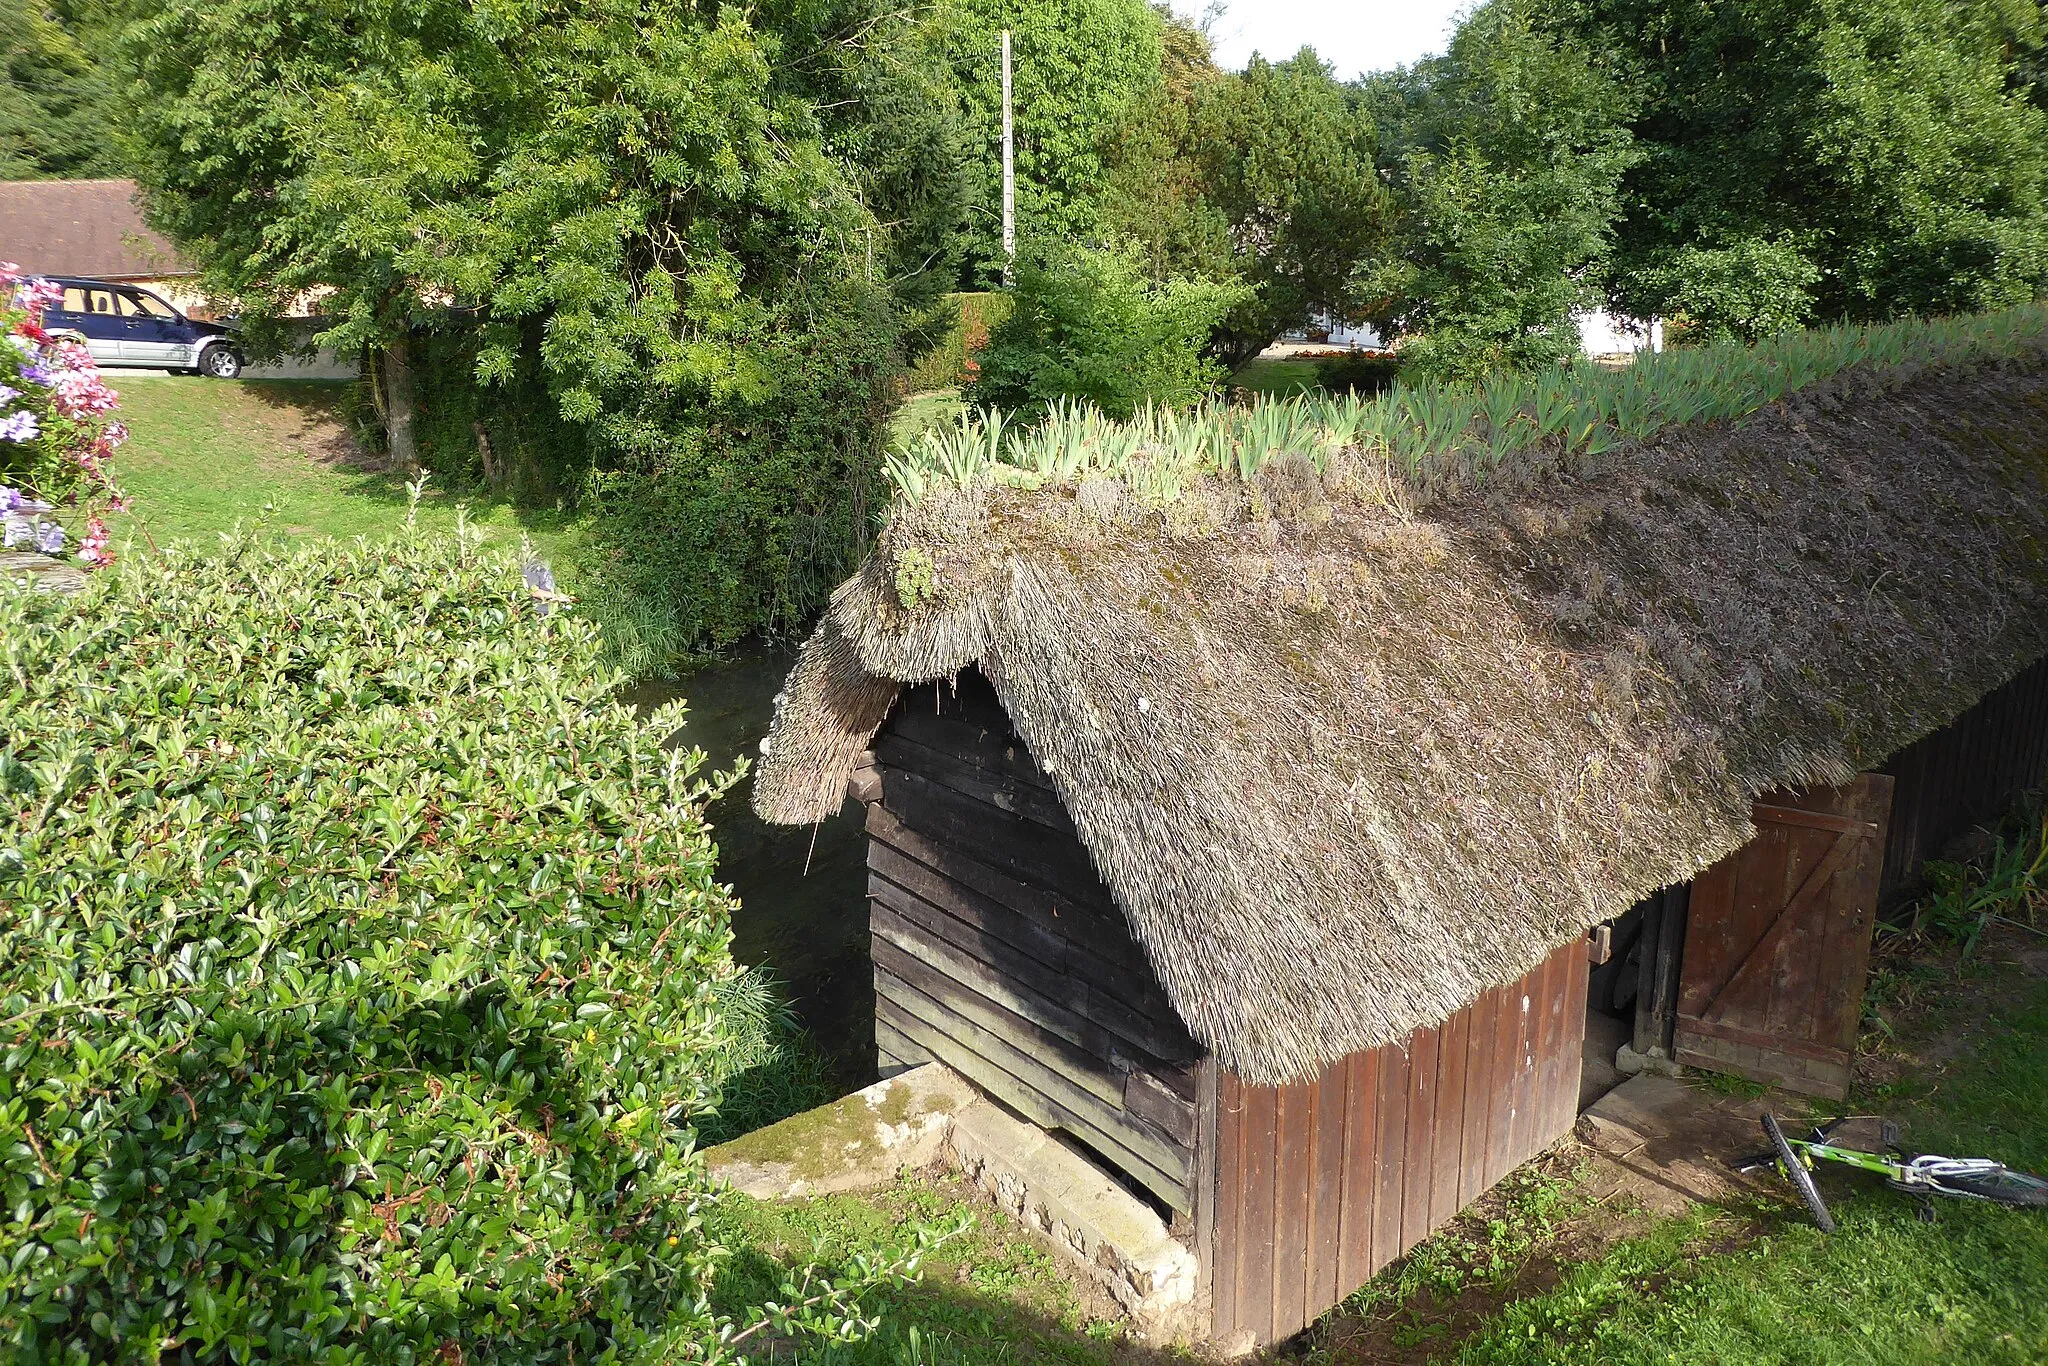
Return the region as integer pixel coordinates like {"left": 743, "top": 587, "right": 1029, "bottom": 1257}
{"left": 0, "top": 528, "right": 861, "bottom": 1360}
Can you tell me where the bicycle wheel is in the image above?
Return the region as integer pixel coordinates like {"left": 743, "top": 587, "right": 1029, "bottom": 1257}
{"left": 1929, "top": 1166, "right": 2048, "bottom": 1208}
{"left": 1764, "top": 1113, "right": 1837, "bottom": 1232}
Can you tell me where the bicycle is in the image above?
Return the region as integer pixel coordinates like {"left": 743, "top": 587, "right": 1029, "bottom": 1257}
{"left": 1738, "top": 1113, "right": 2048, "bottom": 1232}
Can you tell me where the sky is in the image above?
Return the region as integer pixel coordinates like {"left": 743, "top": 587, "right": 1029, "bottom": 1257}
{"left": 1167, "top": 0, "right": 1470, "bottom": 80}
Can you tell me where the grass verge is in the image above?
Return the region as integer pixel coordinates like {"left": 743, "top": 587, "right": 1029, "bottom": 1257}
{"left": 102, "top": 376, "right": 579, "bottom": 562}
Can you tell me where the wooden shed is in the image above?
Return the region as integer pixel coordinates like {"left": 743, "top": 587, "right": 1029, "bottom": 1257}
{"left": 755, "top": 351, "right": 2048, "bottom": 1346}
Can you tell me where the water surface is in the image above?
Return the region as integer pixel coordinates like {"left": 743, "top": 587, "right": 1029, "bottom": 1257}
{"left": 629, "top": 648, "right": 874, "bottom": 1088}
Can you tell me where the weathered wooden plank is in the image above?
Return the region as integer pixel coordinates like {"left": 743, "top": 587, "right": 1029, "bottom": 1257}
{"left": 1459, "top": 984, "right": 1499, "bottom": 1209}
{"left": 867, "top": 807, "right": 1160, "bottom": 991}
{"left": 870, "top": 926, "right": 1127, "bottom": 1110}
{"left": 1270, "top": 1081, "right": 1312, "bottom": 1342}
{"left": 1194, "top": 1057, "right": 1220, "bottom": 1335}
{"left": 1529, "top": 950, "right": 1562, "bottom": 1156}
{"left": 866, "top": 867, "right": 1195, "bottom": 1063}
{"left": 1487, "top": 975, "right": 1520, "bottom": 1190}
{"left": 882, "top": 768, "right": 1113, "bottom": 908}
{"left": 873, "top": 965, "right": 1193, "bottom": 1186}
{"left": 1214, "top": 1070, "right": 1244, "bottom": 1341}
{"left": 1123, "top": 1068, "right": 1198, "bottom": 1149}
{"left": 1400, "top": 1025, "right": 1439, "bottom": 1252}
{"left": 887, "top": 708, "right": 1061, "bottom": 795}
{"left": 1431, "top": 1007, "right": 1470, "bottom": 1230}
{"left": 1556, "top": 938, "right": 1592, "bottom": 1139}
{"left": 1336, "top": 1048, "right": 1377, "bottom": 1295}
{"left": 1307, "top": 1056, "right": 1347, "bottom": 1319}
{"left": 1370, "top": 1039, "right": 1410, "bottom": 1275}
{"left": 875, "top": 983, "right": 1193, "bottom": 1210}
{"left": 875, "top": 731, "right": 1078, "bottom": 833}
{"left": 1240, "top": 1082, "right": 1279, "bottom": 1345}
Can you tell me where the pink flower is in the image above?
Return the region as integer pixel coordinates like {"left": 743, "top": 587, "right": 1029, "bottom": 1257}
{"left": 77, "top": 515, "right": 113, "bottom": 568}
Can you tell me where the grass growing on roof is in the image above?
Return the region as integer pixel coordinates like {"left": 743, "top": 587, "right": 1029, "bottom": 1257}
{"left": 885, "top": 303, "right": 2048, "bottom": 510}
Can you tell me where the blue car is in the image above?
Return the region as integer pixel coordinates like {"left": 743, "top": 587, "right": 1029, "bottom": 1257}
{"left": 41, "top": 277, "right": 244, "bottom": 379}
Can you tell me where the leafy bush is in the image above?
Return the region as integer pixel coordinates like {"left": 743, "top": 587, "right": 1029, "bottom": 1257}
{"left": 0, "top": 524, "right": 904, "bottom": 1360}
{"left": 971, "top": 241, "right": 1251, "bottom": 417}
{"left": 1315, "top": 351, "right": 1400, "bottom": 397}
{"left": 1633, "top": 240, "right": 1824, "bottom": 345}
{"left": 900, "top": 293, "right": 1012, "bottom": 394}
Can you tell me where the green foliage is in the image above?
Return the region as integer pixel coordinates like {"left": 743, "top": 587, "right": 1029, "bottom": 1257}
{"left": 1316, "top": 351, "right": 1401, "bottom": 397}
{"left": 571, "top": 277, "right": 894, "bottom": 674}
{"left": 1100, "top": 32, "right": 1391, "bottom": 368}
{"left": 0, "top": 526, "right": 915, "bottom": 1360}
{"left": 1189, "top": 52, "right": 1394, "bottom": 369}
{"left": 940, "top": 0, "right": 1167, "bottom": 284}
{"left": 1558, "top": 0, "right": 2048, "bottom": 327}
{"left": 901, "top": 293, "right": 1013, "bottom": 394}
{"left": 118, "top": 0, "right": 958, "bottom": 666}
{"left": 0, "top": 0, "right": 124, "bottom": 179}
{"left": 971, "top": 241, "right": 1252, "bottom": 416}
{"left": 1359, "top": 0, "right": 1642, "bottom": 382}
{"left": 1635, "top": 240, "right": 1824, "bottom": 345}
{"left": 889, "top": 302, "right": 2048, "bottom": 508}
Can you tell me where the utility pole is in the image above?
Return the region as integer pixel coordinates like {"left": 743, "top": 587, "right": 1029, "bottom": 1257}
{"left": 1001, "top": 29, "right": 1015, "bottom": 285}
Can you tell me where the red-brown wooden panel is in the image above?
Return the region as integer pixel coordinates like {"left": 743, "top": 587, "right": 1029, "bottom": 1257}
{"left": 1270, "top": 1082, "right": 1312, "bottom": 1340}
{"left": 1458, "top": 985, "right": 1499, "bottom": 1208}
{"left": 1370, "top": 1039, "right": 1410, "bottom": 1272}
{"left": 1675, "top": 775, "right": 1894, "bottom": 1099}
{"left": 1430, "top": 1008, "right": 1470, "bottom": 1230}
{"left": 1306, "top": 1058, "right": 1348, "bottom": 1315}
{"left": 1210, "top": 938, "right": 1586, "bottom": 1347}
{"left": 1399, "top": 1026, "right": 1439, "bottom": 1250}
{"left": 1335, "top": 1049, "right": 1377, "bottom": 1291}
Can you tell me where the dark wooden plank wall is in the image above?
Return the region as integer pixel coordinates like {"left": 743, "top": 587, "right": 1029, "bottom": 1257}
{"left": 1210, "top": 937, "right": 1589, "bottom": 1346}
{"left": 865, "top": 672, "right": 1203, "bottom": 1213}
{"left": 1878, "top": 654, "right": 2048, "bottom": 905}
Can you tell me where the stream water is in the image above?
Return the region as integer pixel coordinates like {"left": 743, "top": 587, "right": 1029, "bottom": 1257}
{"left": 628, "top": 649, "right": 875, "bottom": 1089}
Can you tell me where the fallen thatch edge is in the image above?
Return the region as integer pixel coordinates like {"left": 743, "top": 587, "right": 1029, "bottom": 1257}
{"left": 760, "top": 350, "right": 2048, "bottom": 1084}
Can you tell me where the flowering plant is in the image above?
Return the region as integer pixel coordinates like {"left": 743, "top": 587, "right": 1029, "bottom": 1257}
{"left": 1, "top": 262, "right": 127, "bottom": 567}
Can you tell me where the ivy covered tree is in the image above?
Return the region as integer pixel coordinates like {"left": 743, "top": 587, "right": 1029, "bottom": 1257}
{"left": 121, "top": 0, "right": 967, "bottom": 658}
{"left": 1356, "top": 0, "right": 1640, "bottom": 379}
{"left": 1547, "top": 0, "right": 2048, "bottom": 335}
{"left": 941, "top": 0, "right": 1167, "bottom": 285}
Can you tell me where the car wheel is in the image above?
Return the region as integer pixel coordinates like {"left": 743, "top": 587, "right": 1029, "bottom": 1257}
{"left": 200, "top": 345, "right": 244, "bottom": 379}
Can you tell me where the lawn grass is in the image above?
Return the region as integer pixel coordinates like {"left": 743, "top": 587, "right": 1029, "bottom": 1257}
{"left": 1422, "top": 956, "right": 2048, "bottom": 1364}
{"left": 1230, "top": 357, "right": 1326, "bottom": 398}
{"left": 709, "top": 1176, "right": 1151, "bottom": 1364}
{"left": 102, "top": 375, "right": 580, "bottom": 564}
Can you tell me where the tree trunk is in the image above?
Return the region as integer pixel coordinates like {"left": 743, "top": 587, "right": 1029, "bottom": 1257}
{"left": 382, "top": 337, "right": 418, "bottom": 473}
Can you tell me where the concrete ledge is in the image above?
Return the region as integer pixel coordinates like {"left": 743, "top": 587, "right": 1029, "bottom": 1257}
{"left": 704, "top": 1064, "right": 1204, "bottom": 1346}
{"left": 703, "top": 1064, "right": 964, "bottom": 1199}
{"left": 948, "top": 1099, "right": 1200, "bottom": 1344}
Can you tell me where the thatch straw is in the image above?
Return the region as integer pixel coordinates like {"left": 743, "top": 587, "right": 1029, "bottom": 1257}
{"left": 757, "top": 350, "right": 2048, "bottom": 1085}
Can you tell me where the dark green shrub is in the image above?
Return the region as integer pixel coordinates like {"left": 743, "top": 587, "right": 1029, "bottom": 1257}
{"left": 1315, "top": 351, "right": 1401, "bottom": 396}
{"left": 0, "top": 526, "right": 891, "bottom": 1361}
{"left": 971, "top": 241, "right": 1251, "bottom": 417}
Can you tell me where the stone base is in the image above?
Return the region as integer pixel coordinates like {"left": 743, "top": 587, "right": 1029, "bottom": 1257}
{"left": 703, "top": 1064, "right": 964, "bottom": 1199}
{"left": 947, "top": 1099, "right": 1200, "bottom": 1345}
{"left": 706, "top": 1064, "right": 1204, "bottom": 1348}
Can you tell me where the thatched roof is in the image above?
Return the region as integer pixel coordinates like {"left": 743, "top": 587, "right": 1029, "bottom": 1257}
{"left": 756, "top": 349, "right": 2048, "bottom": 1085}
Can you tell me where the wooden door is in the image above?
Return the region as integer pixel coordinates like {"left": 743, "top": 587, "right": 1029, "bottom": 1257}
{"left": 1673, "top": 775, "right": 1893, "bottom": 1099}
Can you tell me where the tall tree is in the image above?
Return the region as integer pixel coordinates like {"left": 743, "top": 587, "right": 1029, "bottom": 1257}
{"left": 122, "top": 0, "right": 965, "bottom": 653}
{"left": 1, "top": 0, "right": 125, "bottom": 179}
{"left": 1357, "top": 0, "right": 1640, "bottom": 379}
{"left": 1100, "top": 28, "right": 1392, "bottom": 369}
{"left": 1548, "top": 0, "right": 2048, "bottom": 335}
{"left": 941, "top": 0, "right": 1166, "bottom": 285}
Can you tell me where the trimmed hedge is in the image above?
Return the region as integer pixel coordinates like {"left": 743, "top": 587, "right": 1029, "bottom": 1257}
{"left": 0, "top": 527, "right": 865, "bottom": 1361}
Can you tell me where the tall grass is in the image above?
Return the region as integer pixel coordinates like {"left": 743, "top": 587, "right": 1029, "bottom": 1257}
{"left": 884, "top": 303, "right": 2048, "bottom": 508}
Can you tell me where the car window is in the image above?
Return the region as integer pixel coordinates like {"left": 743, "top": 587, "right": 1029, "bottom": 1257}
{"left": 88, "top": 290, "right": 117, "bottom": 315}
{"left": 116, "top": 294, "right": 144, "bottom": 317}
{"left": 60, "top": 287, "right": 88, "bottom": 314}
{"left": 132, "top": 292, "right": 176, "bottom": 319}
